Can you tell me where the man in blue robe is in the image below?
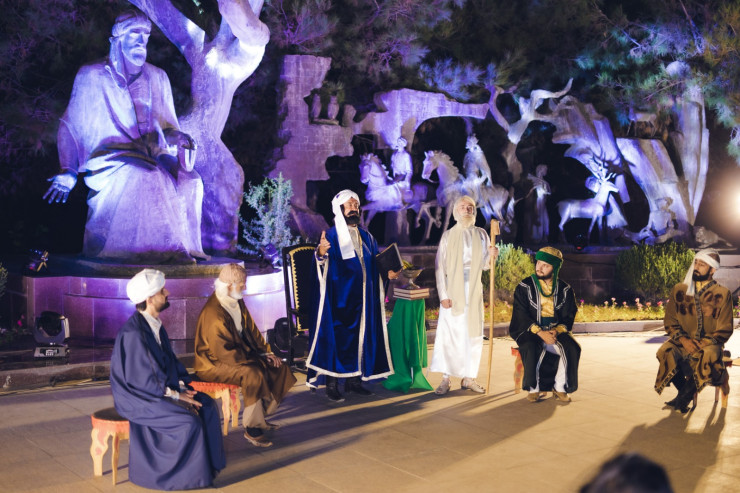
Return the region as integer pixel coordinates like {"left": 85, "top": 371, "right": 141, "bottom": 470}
{"left": 307, "top": 190, "right": 399, "bottom": 402}
{"left": 110, "top": 269, "right": 225, "bottom": 490}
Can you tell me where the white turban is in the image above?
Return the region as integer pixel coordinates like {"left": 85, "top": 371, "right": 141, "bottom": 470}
{"left": 332, "top": 189, "right": 360, "bottom": 260}
{"left": 682, "top": 248, "right": 720, "bottom": 297}
{"left": 127, "top": 269, "right": 165, "bottom": 304}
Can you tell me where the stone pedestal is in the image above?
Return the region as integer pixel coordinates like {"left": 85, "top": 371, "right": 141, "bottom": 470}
{"left": 4, "top": 258, "right": 286, "bottom": 342}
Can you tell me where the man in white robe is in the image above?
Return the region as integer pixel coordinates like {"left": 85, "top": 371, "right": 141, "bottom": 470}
{"left": 430, "top": 195, "right": 497, "bottom": 395}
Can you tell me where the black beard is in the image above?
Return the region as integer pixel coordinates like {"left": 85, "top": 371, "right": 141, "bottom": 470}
{"left": 692, "top": 271, "right": 711, "bottom": 282}
{"left": 159, "top": 300, "right": 171, "bottom": 312}
{"left": 345, "top": 212, "right": 360, "bottom": 225}
{"left": 536, "top": 272, "right": 553, "bottom": 281}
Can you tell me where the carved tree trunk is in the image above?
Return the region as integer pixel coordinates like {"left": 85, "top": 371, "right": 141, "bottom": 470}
{"left": 129, "top": 0, "right": 269, "bottom": 253}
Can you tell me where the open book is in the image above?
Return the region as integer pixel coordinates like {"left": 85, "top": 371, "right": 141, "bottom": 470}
{"left": 376, "top": 242, "right": 403, "bottom": 275}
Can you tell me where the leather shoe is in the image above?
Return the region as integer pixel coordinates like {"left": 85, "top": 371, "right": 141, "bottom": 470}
{"left": 552, "top": 390, "right": 571, "bottom": 402}
{"left": 263, "top": 420, "right": 281, "bottom": 430}
{"left": 326, "top": 376, "right": 345, "bottom": 402}
{"left": 326, "top": 385, "right": 345, "bottom": 402}
{"left": 345, "top": 378, "right": 373, "bottom": 396}
{"left": 527, "top": 392, "right": 541, "bottom": 402}
{"left": 672, "top": 383, "right": 696, "bottom": 414}
{"left": 244, "top": 427, "right": 273, "bottom": 447}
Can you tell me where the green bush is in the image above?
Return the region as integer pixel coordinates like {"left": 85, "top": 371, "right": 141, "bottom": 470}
{"left": 482, "top": 243, "right": 535, "bottom": 301}
{"left": 615, "top": 242, "right": 694, "bottom": 302}
{"left": 238, "top": 173, "right": 298, "bottom": 255}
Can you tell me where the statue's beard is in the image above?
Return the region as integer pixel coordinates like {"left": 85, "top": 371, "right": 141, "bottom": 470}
{"left": 692, "top": 271, "right": 711, "bottom": 282}
{"left": 345, "top": 211, "right": 360, "bottom": 226}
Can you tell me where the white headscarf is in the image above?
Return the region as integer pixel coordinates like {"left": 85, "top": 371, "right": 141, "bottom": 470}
{"left": 682, "top": 248, "right": 720, "bottom": 297}
{"left": 332, "top": 189, "right": 360, "bottom": 260}
{"left": 126, "top": 269, "right": 165, "bottom": 304}
{"left": 452, "top": 195, "right": 477, "bottom": 228}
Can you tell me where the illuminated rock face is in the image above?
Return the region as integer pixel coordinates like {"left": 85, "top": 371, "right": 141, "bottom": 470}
{"left": 272, "top": 55, "right": 489, "bottom": 240}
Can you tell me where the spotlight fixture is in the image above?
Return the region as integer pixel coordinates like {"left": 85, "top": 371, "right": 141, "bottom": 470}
{"left": 33, "top": 311, "right": 70, "bottom": 358}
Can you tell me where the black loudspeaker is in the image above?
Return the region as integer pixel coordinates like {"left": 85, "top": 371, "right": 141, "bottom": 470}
{"left": 267, "top": 317, "right": 308, "bottom": 362}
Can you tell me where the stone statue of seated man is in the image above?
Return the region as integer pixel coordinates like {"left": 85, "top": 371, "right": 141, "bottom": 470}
{"left": 43, "top": 10, "right": 207, "bottom": 264}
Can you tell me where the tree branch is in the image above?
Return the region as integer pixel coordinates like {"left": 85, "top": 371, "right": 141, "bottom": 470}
{"left": 216, "top": 0, "right": 269, "bottom": 48}
{"left": 487, "top": 85, "right": 510, "bottom": 133}
{"left": 127, "top": 0, "right": 204, "bottom": 61}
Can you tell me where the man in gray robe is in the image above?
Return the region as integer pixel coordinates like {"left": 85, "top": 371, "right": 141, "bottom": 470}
{"left": 44, "top": 10, "right": 206, "bottom": 264}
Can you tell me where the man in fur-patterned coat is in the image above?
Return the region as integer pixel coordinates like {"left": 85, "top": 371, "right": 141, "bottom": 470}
{"left": 655, "top": 248, "right": 733, "bottom": 413}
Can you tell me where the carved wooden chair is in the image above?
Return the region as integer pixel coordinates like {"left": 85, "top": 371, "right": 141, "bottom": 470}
{"left": 270, "top": 243, "right": 316, "bottom": 369}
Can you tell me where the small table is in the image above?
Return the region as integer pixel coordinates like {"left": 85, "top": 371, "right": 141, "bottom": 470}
{"left": 383, "top": 298, "right": 433, "bottom": 393}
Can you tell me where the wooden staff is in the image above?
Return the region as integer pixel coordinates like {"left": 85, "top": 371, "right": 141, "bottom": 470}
{"left": 485, "top": 219, "right": 500, "bottom": 395}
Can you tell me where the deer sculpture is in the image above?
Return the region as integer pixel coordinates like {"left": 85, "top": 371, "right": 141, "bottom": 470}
{"left": 557, "top": 166, "right": 620, "bottom": 241}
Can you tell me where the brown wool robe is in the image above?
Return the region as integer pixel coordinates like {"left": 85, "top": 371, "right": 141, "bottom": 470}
{"left": 655, "top": 281, "right": 734, "bottom": 395}
{"left": 194, "top": 294, "right": 296, "bottom": 408}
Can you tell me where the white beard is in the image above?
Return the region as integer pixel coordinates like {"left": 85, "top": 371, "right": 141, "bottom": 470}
{"left": 228, "top": 286, "right": 245, "bottom": 300}
{"left": 458, "top": 215, "right": 475, "bottom": 228}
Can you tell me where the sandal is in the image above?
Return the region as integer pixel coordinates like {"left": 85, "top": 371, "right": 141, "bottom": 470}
{"left": 435, "top": 379, "right": 451, "bottom": 395}
{"left": 461, "top": 378, "right": 485, "bottom": 394}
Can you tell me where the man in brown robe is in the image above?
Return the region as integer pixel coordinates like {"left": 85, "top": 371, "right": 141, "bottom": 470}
{"left": 655, "top": 248, "right": 733, "bottom": 413}
{"left": 195, "top": 264, "right": 296, "bottom": 447}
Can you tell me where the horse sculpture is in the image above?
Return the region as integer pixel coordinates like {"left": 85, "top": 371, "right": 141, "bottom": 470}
{"left": 557, "top": 173, "right": 619, "bottom": 241}
{"left": 421, "top": 151, "right": 465, "bottom": 239}
{"left": 359, "top": 153, "right": 428, "bottom": 228}
{"left": 421, "top": 150, "right": 514, "bottom": 239}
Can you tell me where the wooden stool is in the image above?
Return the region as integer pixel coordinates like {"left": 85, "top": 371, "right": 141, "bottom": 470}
{"left": 511, "top": 347, "right": 523, "bottom": 393}
{"left": 189, "top": 381, "right": 241, "bottom": 435}
{"left": 90, "top": 407, "right": 129, "bottom": 485}
{"left": 693, "top": 350, "right": 732, "bottom": 409}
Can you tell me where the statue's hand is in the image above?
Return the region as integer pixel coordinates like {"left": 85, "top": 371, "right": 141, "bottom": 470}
{"left": 166, "top": 130, "right": 197, "bottom": 172}
{"left": 43, "top": 172, "right": 77, "bottom": 204}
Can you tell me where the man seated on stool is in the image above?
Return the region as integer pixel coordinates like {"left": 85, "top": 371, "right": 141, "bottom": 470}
{"left": 195, "top": 264, "right": 297, "bottom": 447}
{"left": 509, "top": 247, "right": 580, "bottom": 403}
{"left": 110, "top": 269, "right": 225, "bottom": 490}
{"left": 654, "top": 248, "right": 733, "bottom": 413}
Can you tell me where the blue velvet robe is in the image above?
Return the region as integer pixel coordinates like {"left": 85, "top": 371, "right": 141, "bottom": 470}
{"left": 110, "top": 312, "right": 225, "bottom": 490}
{"left": 307, "top": 226, "right": 393, "bottom": 386}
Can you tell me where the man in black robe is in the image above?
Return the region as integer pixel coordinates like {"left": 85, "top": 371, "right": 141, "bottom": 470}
{"left": 110, "top": 269, "right": 225, "bottom": 490}
{"left": 509, "top": 246, "right": 580, "bottom": 403}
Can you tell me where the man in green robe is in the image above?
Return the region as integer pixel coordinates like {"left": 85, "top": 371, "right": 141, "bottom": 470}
{"left": 655, "top": 248, "right": 733, "bottom": 413}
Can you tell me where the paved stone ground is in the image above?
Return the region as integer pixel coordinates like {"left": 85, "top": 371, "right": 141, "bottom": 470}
{"left": 1, "top": 330, "right": 739, "bottom": 493}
